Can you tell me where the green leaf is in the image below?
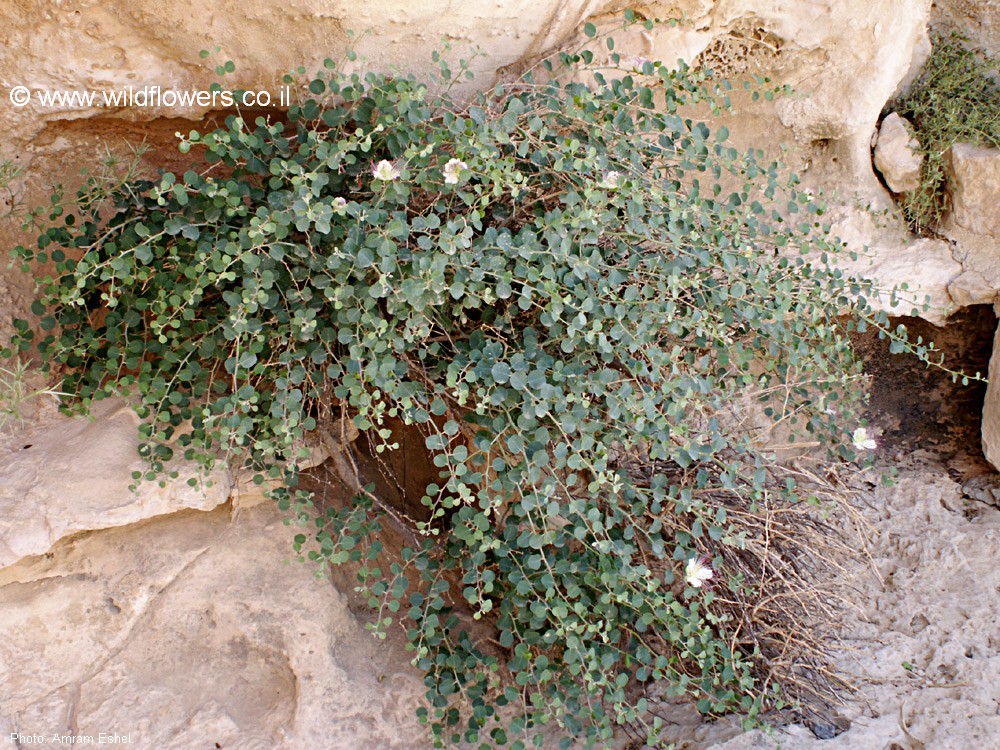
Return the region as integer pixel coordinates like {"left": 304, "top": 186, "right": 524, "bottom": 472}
{"left": 491, "top": 362, "right": 511, "bottom": 383}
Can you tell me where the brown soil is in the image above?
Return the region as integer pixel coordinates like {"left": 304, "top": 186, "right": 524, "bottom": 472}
{"left": 851, "top": 304, "right": 996, "bottom": 481}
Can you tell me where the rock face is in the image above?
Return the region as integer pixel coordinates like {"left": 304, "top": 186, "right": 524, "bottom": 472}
{"left": 0, "top": 397, "right": 429, "bottom": 749}
{"left": 873, "top": 112, "right": 924, "bottom": 193}
{"left": 0, "top": 0, "right": 951, "bottom": 340}
{"left": 0, "top": 501, "right": 431, "bottom": 750}
{"left": 0, "top": 398, "right": 231, "bottom": 567}
{"left": 983, "top": 312, "right": 1000, "bottom": 469}
{"left": 859, "top": 238, "right": 963, "bottom": 323}
{"left": 825, "top": 205, "right": 962, "bottom": 325}
{"left": 947, "top": 142, "right": 1000, "bottom": 237}
{"left": 943, "top": 144, "right": 1000, "bottom": 470}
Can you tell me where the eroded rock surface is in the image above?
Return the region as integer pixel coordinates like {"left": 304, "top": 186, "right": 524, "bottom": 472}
{"left": 825, "top": 205, "right": 963, "bottom": 325}
{"left": 707, "top": 472, "right": 1000, "bottom": 750}
{"left": 0, "top": 501, "right": 430, "bottom": 750}
{"left": 0, "top": 398, "right": 231, "bottom": 567}
{"left": 947, "top": 142, "right": 1000, "bottom": 238}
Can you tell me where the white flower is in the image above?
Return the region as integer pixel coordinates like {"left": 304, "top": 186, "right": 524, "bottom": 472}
{"left": 443, "top": 158, "right": 468, "bottom": 185}
{"left": 600, "top": 170, "right": 620, "bottom": 189}
{"left": 685, "top": 557, "right": 713, "bottom": 588}
{"left": 852, "top": 427, "right": 877, "bottom": 451}
{"left": 371, "top": 160, "right": 401, "bottom": 181}
{"left": 631, "top": 56, "right": 651, "bottom": 72}
{"left": 332, "top": 196, "right": 347, "bottom": 211}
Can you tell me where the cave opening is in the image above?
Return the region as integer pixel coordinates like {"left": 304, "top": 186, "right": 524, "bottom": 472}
{"left": 851, "top": 303, "right": 997, "bottom": 482}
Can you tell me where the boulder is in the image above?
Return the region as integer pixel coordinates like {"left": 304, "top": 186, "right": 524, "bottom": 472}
{"left": 0, "top": 398, "right": 231, "bottom": 567}
{"left": 946, "top": 142, "right": 1000, "bottom": 237}
{"left": 0, "top": 501, "right": 431, "bottom": 750}
{"left": 873, "top": 113, "right": 924, "bottom": 193}
{"left": 826, "top": 204, "right": 963, "bottom": 325}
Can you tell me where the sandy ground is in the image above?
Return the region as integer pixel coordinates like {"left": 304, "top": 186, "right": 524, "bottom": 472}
{"left": 706, "top": 460, "right": 1000, "bottom": 750}
{"left": 703, "top": 305, "right": 1000, "bottom": 750}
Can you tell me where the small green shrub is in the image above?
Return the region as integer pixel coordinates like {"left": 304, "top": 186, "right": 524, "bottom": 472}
{"left": 893, "top": 32, "right": 1000, "bottom": 234}
{"left": 0, "top": 359, "right": 69, "bottom": 433}
{"left": 0, "top": 158, "right": 24, "bottom": 222}
{"left": 9, "top": 20, "right": 931, "bottom": 748}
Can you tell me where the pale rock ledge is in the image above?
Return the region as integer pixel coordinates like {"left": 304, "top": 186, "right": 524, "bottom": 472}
{"left": 0, "top": 398, "right": 231, "bottom": 568}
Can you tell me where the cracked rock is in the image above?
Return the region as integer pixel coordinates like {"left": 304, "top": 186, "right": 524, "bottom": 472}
{"left": 946, "top": 142, "right": 1000, "bottom": 238}
{"left": 0, "top": 399, "right": 232, "bottom": 568}
{"left": 0, "top": 502, "right": 430, "bottom": 750}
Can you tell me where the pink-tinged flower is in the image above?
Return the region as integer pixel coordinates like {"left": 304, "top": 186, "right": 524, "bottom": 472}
{"left": 685, "top": 556, "right": 714, "bottom": 588}
{"left": 332, "top": 196, "right": 347, "bottom": 211}
{"left": 443, "top": 158, "right": 468, "bottom": 185}
{"left": 600, "top": 170, "right": 621, "bottom": 189}
{"left": 371, "top": 160, "right": 401, "bottom": 181}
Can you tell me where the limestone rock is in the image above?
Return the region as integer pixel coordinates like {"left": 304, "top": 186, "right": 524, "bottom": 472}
{"left": 933, "top": 1, "right": 1000, "bottom": 58}
{"left": 860, "top": 237, "right": 962, "bottom": 324}
{"left": 961, "top": 473, "right": 1000, "bottom": 507}
{"left": 983, "top": 314, "right": 1000, "bottom": 470}
{"left": 0, "top": 0, "right": 935, "bottom": 198}
{"left": 892, "top": 25, "right": 933, "bottom": 99}
{"left": 827, "top": 204, "right": 962, "bottom": 325}
{"left": 948, "top": 268, "right": 998, "bottom": 307}
{"left": 873, "top": 113, "right": 924, "bottom": 193}
{"left": 0, "top": 0, "right": 607, "bottom": 147}
{"left": 0, "top": 502, "right": 430, "bottom": 750}
{"left": 0, "top": 398, "right": 231, "bottom": 567}
{"left": 0, "top": 0, "right": 949, "bottom": 327}
{"left": 946, "top": 142, "right": 1000, "bottom": 237}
